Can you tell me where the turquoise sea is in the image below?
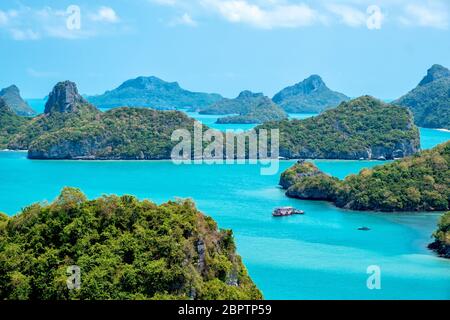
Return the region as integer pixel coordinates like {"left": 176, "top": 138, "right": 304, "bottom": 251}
{"left": 4, "top": 100, "right": 447, "bottom": 299}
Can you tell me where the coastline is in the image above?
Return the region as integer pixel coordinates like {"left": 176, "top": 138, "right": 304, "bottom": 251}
{"left": 0, "top": 149, "right": 27, "bottom": 153}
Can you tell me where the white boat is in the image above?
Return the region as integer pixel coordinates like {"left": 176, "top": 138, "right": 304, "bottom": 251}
{"left": 273, "top": 207, "right": 305, "bottom": 217}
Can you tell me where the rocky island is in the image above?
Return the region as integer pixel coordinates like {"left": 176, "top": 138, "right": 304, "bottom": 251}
{"left": 428, "top": 212, "right": 450, "bottom": 259}
{"left": 0, "top": 80, "right": 201, "bottom": 159}
{"left": 272, "top": 75, "right": 349, "bottom": 113}
{"left": 257, "top": 96, "right": 420, "bottom": 160}
{"left": 394, "top": 64, "right": 450, "bottom": 130}
{"left": 6, "top": 81, "right": 100, "bottom": 150}
{"left": 0, "top": 83, "right": 421, "bottom": 161}
{"left": 280, "top": 141, "right": 449, "bottom": 212}
{"left": 0, "top": 187, "right": 262, "bottom": 299}
{"left": 0, "top": 85, "right": 36, "bottom": 117}
{"left": 87, "top": 76, "right": 222, "bottom": 110}
{"left": 200, "top": 91, "right": 287, "bottom": 124}
{"left": 27, "top": 81, "right": 203, "bottom": 160}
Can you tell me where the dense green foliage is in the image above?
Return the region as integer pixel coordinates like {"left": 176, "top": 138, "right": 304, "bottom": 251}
{"left": 280, "top": 161, "right": 339, "bottom": 200}
{"left": 257, "top": 96, "right": 420, "bottom": 160}
{"left": 7, "top": 104, "right": 99, "bottom": 150}
{"left": 394, "top": 64, "right": 450, "bottom": 130}
{"left": 0, "top": 84, "right": 420, "bottom": 161}
{"left": 272, "top": 75, "right": 349, "bottom": 113}
{"left": 0, "top": 85, "right": 36, "bottom": 117}
{"left": 428, "top": 212, "right": 450, "bottom": 258}
{"left": 200, "top": 91, "right": 287, "bottom": 124}
{"left": 0, "top": 188, "right": 262, "bottom": 300}
{"left": 279, "top": 160, "right": 321, "bottom": 188}
{"left": 0, "top": 98, "right": 30, "bottom": 149}
{"left": 28, "top": 108, "right": 200, "bottom": 159}
{"left": 280, "top": 141, "right": 450, "bottom": 212}
{"left": 87, "top": 76, "right": 222, "bottom": 110}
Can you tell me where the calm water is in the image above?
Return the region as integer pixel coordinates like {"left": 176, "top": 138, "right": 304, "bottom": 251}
{"left": 11, "top": 99, "right": 449, "bottom": 299}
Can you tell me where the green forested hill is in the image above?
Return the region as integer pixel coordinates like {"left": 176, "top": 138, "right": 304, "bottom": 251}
{"left": 272, "top": 75, "right": 349, "bottom": 113}
{"left": 0, "top": 188, "right": 262, "bottom": 300}
{"left": 0, "top": 85, "right": 36, "bottom": 117}
{"left": 394, "top": 64, "right": 450, "bottom": 130}
{"left": 257, "top": 96, "right": 420, "bottom": 160}
{"left": 28, "top": 107, "right": 199, "bottom": 159}
{"left": 0, "top": 98, "right": 30, "bottom": 149}
{"left": 280, "top": 141, "right": 450, "bottom": 212}
{"left": 87, "top": 76, "right": 222, "bottom": 110}
{"left": 5, "top": 81, "right": 99, "bottom": 150}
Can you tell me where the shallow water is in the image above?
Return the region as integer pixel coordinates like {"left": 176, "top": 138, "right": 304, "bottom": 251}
{"left": 5, "top": 100, "right": 448, "bottom": 299}
{"left": 0, "top": 153, "right": 449, "bottom": 299}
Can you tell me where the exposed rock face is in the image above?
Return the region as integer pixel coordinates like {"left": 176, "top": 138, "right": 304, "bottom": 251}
{"left": 0, "top": 85, "right": 36, "bottom": 116}
{"left": 279, "top": 141, "right": 419, "bottom": 160}
{"left": 196, "top": 239, "right": 206, "bottom": 273}
{"left": 4, "top": 81, "right": 99, "bottom": 151}
{"left": 272, "top": 75, "right": 350, "bottom": 113}
{"left": 28, "top": 135, "right": 106, "bottom": 160}
{"left": 44, "top": 81, "right": 89, "bottom": 114}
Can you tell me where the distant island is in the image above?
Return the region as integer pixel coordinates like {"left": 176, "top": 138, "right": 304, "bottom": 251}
{"left": 394, "top": 64, "right": 450, "bottom": 130}
{"left": 5, "top": 81, "right": 100, "bottom": 151}
{"left": 0, "top": 83, "right": 422, "bottom": 161}
{"left": 280, "top": 141, "right": 449, "bottom": 212}
{"left": 25, "top": 81, "right": 202, "bottom": 160}
{"left": 0, "top": 98, "right": 30, "bottom": 148}
{"left": 257, "top": 96, "right": 420, "bottom": 160}
{"left": 87, "top": 76, "right": 222, "bottom": 110}
{"left": 272, "top": 75, "right": 349, "bottom": 113}
{"left": 200, "top": 91, "right": 287, "bottom": 124}
{"left": 0, "top": 85, "right": 36, "bottom": 117}
{"left": 0, "top": 187, "right": 262, "bottom": 299}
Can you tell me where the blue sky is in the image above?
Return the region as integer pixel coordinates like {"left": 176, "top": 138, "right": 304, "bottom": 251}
{"left": 0, "top": 0, "right": 449, "bottom": 99}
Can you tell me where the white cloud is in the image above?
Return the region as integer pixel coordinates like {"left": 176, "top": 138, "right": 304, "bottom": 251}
{"left": 0, "top": 5, "right": 124, "bottom": 41}
{"left": 151, "top": 0, "right": 180, "bottom": 6}
{"left": 90, "top": 6, "right": 119, "bottom": 23}
{"left": 170, "top": 13, "right": 198, "bottom": 26}
{"left": 326, "top": 4, "right": 366, "bottom": 27}
{"left": 148, "top": 0, "right": 450, "bottom": 30}
{"left": 10, "top": 28, "right": 40, "bottom": 40}
{"left": 27, "top": 68, "right": 59, "bottom": 78}
{"left": 200, "top": 0, "right": 322, "bottom": 29}
{"left": 401, "top": 3, "right": 448, "bottom": 29}
{"left": 0, "top": 11, "right": 9, "bottom": 25}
